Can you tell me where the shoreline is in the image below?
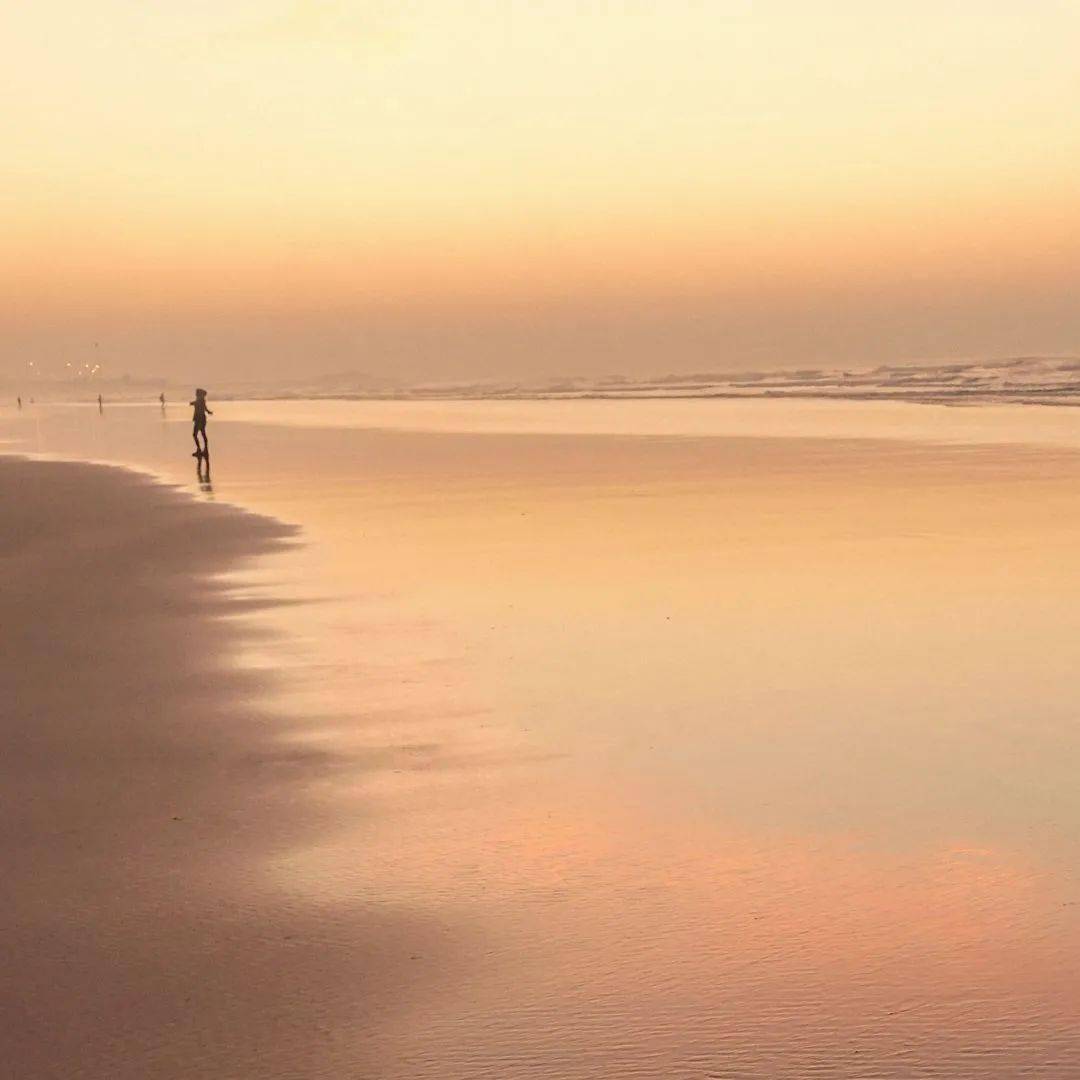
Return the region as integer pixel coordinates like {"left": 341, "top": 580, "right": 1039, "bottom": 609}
{"left": 9, "top": 390, "right": 1080, "bottom": 408}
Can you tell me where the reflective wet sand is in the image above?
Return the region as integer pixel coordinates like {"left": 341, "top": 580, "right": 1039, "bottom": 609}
{"left": 4, "top": 399, "right": 1080, "bottom": 1077}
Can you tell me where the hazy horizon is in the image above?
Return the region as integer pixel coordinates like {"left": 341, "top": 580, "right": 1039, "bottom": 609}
{"left": 5, "top": 1, "right": 1080, "bottom": 384}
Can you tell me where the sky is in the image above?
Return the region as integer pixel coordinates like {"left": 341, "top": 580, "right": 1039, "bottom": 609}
{"left": 3, "top": 1, "right": 1080, "bottom": 386}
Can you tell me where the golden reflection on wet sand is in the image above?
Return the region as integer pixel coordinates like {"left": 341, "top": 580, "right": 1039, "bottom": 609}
{"left": 4, "top": 400, "right": 1080, "bottom": 1077}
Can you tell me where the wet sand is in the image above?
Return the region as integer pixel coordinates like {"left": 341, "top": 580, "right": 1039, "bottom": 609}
{"left": 5, "top": 401, "right": 1080, "bottom": 1077}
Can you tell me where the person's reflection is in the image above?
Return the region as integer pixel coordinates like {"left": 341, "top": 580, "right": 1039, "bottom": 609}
{"left": 196, "top": 452, "right": 213, "bottom": 494}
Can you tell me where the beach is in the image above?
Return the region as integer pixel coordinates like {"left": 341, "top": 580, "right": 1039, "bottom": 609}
{"left": 4, "top": 400, "right": 1080, "bottom": 1077}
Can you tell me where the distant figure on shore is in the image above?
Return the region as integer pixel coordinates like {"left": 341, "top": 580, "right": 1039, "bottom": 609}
{"left": 97, "top": 394, "right": 103, "bottom": 413}
{"left": 159, "top": 392, "right": 166, "bottom": 410}
{"left": 16, "top": 396, "right": 21, "bottom": 409}
{"left": 191, "top": 388, "right": 212, "bottom": 459}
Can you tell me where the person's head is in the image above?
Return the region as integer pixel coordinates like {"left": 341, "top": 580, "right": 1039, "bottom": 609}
{"left": 195, "top": 388, "right": 207, "bottom": 399}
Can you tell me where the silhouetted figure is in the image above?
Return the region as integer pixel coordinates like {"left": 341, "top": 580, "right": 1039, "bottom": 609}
{"left": 191, "top": 388, "right": 212, "bottom": 459}
{"left": 159, "top": 392, "right": 166, "bottom": 410}
{"left": 97, "top": 394, "right": 103, "bottom": 413}
{"left": 16, "top": 396, "right": 21, "bottom": 409}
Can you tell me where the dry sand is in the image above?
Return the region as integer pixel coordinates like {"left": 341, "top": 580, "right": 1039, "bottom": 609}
{"left": 0, "top": 458, "right": 445, "bottom": 1079}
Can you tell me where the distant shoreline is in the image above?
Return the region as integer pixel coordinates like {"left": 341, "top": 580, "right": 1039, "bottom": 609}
{"left": 9, "top": 351, "right": 1080, "bottom": 410}
{"left": 11, "top": 390, "right": 1080, "bottom": 408}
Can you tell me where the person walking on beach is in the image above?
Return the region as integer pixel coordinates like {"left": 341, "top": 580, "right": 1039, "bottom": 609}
{"left": 97, "top": 394, "right": 103, "bottom": 413}
{"left": 159, "top": 392, "right": 166, "bottom": 410}
{"left": 191, "top": 388, "right": 212, "bottom": 458}
{"left": 16, "top": 396, "right": 21, "bottom": 409}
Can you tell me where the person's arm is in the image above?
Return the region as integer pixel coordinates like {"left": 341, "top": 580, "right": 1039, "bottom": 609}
{"left": 206, "top": 408, "right": 213, "bottom": 415}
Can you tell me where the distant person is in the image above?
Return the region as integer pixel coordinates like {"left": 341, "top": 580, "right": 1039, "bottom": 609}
{"left": 16, "top": 396, "right": 21, "bottom": 409}
{"left": 190, "top": 388, "right": 212, "bottom": 459}
{"left": 159, "top": 392, "right": 166, "bottom": 411}
{"left": 97, "top": 393, "right": 103, "bottom": 413}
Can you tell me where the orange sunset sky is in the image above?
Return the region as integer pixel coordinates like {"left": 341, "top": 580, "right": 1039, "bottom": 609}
{"left": 4, "top": 1, "right": 1080, "bottom": 383}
